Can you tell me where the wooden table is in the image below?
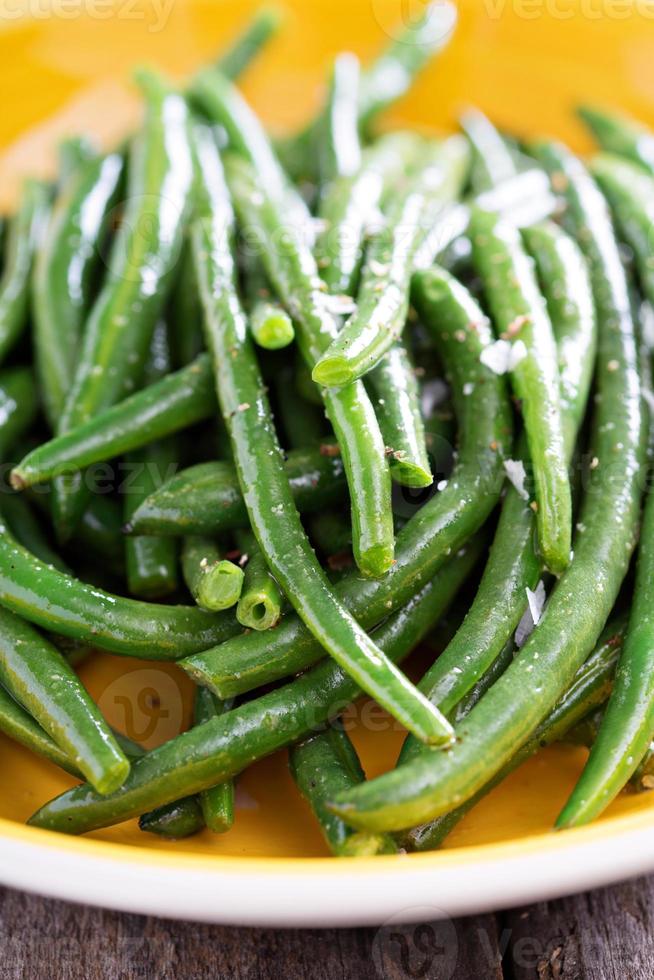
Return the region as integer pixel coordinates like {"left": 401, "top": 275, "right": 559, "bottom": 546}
{"left": 2, "top": 876, "right": 653, "bottom": 978}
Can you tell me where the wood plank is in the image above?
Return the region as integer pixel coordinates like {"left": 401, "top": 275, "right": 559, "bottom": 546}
{"left": 0, "top": 886, "right": 502, "bottom": 980}
{"left": 504, "top": 875, "right": 654, "bottom": 979}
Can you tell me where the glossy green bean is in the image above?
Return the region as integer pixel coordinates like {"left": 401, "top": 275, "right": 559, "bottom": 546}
{"left": 0, "top": 681, "right": 82, "bottom": 776}
{"left": 32, "top": 151, "right": 124, "bottom": 428}
{"left": 577, "top": 105, "right": 654, "bottom": 176}
{"left": 398, "top": 221, "right": 596, "bottom": 746}
{"left": 590, "top": 153, "right": 654, "bottom": 307}
{"left": 182, "top": 535, "right": 244, "bottom": 612}
{"left": 53, "top": 70, "right": 193, "bottom": 541}
{"left": 0, "top": 179, "right": 50, "bottom": 365}
{"left": 167, "top": 241, "right": 205, "bottom": 368}
{"left": 0, "top": 493, "right": 69, "bottom": 573}
{"left": 181, "top": 266, "right": 511, "bottom": 699}
{"left": 327, "top": 144, "right": 646, "bottom": 833}
{"left": 28, "top": 538, "right": 481, "bottom": 834}
{"left": 12, "top": 354, "right": 214, "bottom": 490}
{"left": 557, "top": 436, "right": 654, "bottom": 825}
{"left": 247, "top": 269, "right": 295, "bottom": 351}
{"left": 225, "top": 154, "right": 394, "bottom": 578}
{"left": 191, "top": 160, "right": 450, "bottom": 745}
{"left": 470, "top": 206, "right": 572, "bottom": 574}
{"left": 312, "top": 138, "right": 469, "bottom": 387}
{"left": 235, "top": 529, "right": 283, "bottom": 631}
{"left": 366, "top": 343, "right": 432, "bottom": 489}
{"left": 289, "top": 721, "right": 397, "bottom": 857}
{"left": 315, "top": 132, "right": 421, "bottom": 297}
{"left": 407, "top": 618, "right": 627, "bottom": 851}
{"left": 0, "top": 521, "right": 238, "bottom": 658}
{"left": 123, "top": 322, "right": 178, "bottom": 599}
{"left": 0, "top": 366, "right": 39, "bottom": 461}
{"left": 139, "top": 796, "right": 205, "bottom": 839}
{"left": 318, "top": 53, "right": 362, "bottom": 186}
{"left": 214, "top": 6, "right": 282, "bottom": 80}
{"left": 126, "top": 444, "right": 346, "bottom": 536}
{"left": 194, "top": 686, "right": 235, "bottom": 833}
{"left": 0, "top": 606, "right": 129, "bottom": 794}
{"left": 460, "top": 108, "right": 520, "bottom": 192}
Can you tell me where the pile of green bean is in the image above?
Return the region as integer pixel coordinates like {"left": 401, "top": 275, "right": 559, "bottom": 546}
{"left": 0, "top": 2, "right": 653, "bottom": 854}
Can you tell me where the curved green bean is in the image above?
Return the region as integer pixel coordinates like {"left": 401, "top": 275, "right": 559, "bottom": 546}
{"left": 470, "top": 206, "right": 572, "bottom": 574}
{"left": 460, "top": 107, "right": 519, "bottom": 192}
{"left": 0, "top": 179, "right": 50, "bottom": 365}
{"left": 125, "top": 445, "right": 346, "bottom": 536}
{"left": 11, "top": 354, "right": 215, "bottom": 490}
{"left": 366, "top": 343, "right": 432, "bottom": 489}
{"left": 0, "top": 521, "right": 238, "bottom": 658}
{"left": 215, "top": 6, "right": 283, "bottom": 80}
{"left": 194, "top": 686, "right": 235, "bottom": 833}
{"left": 191, "top": 157, "right": 451, "bottom": 745}
{"left": 32, "top": 151, "right": 123, "bottom": 429}
{"left": 27, "top": 538, "right": 481, "bottom": 835}
{"left": 577, "top": 105, "right": 654, "bottom": 176}
{"left": 53, "top": 70, "right": 193, "bottom": 541}
{"left": 225, "top": 154, "right": 394, "bottom": 578}
{"left": 181, "top": 266, "right": 511, "bottom": 699}
{"left": 289, "top": 721, "right": 397, "bottom": 857}
{"left": 318, "top": 53, "right": 362, "bottom": 186}
{"left": 0, "top": 606, "right": 129, "bottom": 794}
{"left": 139, "top": 796, "right": 205, "bottom": 839}
{"left": 312, "top": 138, "right": 469, "bottom": 387}
{"left": 327, "top": 144, "right": 646, "bottom": 833}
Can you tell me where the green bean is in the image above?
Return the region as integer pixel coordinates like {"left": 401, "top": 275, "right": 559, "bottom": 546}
{"left": 327, "top": 144, "right": 646, "bottom": 833}
{"left": 125, "top": 444, "right": 346, "bottom": 536}
{"left": 139, "top": 796, "right": 205, "bottom": 839}
{"left": 398, "top": 221, "right": 596, "bottom": 746}
{"left": 590, "top": 154, "right": 654, "bottom": 307}
{"left": 52, "top": 70, "right": 193, "bottom": 541}
{"left": 632, "top": 742, "right": 654, "bottom": 792}
{"left": 191, "top": 160, "right": 450, "bottom": 745}
{"left": 357, "top": 1, "right": 457, "bottom": 134}
{"left": 32, "top": 151, "right": 124, "bottom": 428}
{"left": 188, "top": 69, "right": 311, "bottom": 233}
{"left": 318, "top": 53, "right": 362, "bottom": 186}
{"left": 308, "top": 509, "right": 352, "bottom": 560}
{"left": 225, "top": 155, "right": 394, "bottom": 578}
{"left": 312, "top": 138, "right": 469, "bottom": 387}
{"left": 194, "top": 686, "right": 235, "bottom": 833}
{"left": 248, "top": 274, "right": 295, "bottom": 351}
{"left": 0, "top": 521, "right": 238, "bottom": 658}
{"left": 235, "top": 529, "right": 282, "bottom": 631}
{"left": 289, "top": 721, "right": 397, "bottom": 857}
{"left": 557, "top": 433, "right": 654, "bottom": 825}
{"left": 27, "top": 538, "right": 481, "bottom": 834}
{"left": 0, "top": 179, "right": 50, "bottom": 365}
{"left": 0, "top": 493, "right": 69, "bottom": 573}
{"left": 214, "top": 6, "right": 283, "bottom": 80}
{"left": 366, "top": 343, "right": 432, "bottom": 489}
{"left": 273, "top": 365, "right": 326, "bottom": 448}
{"left": 0, "top": 367, "right": 39, "bottom": 462}
{"left": 277, "top": 2, "right": 457, "bottom": 183}
{"left": 460, "top": 108, "right": 520, "bottom": 192}
{"left": 181, "top": 266, "right": 511, "bottom": 699}
{"left": 71, "top": 494, "right": 125, "bottom": 578}
{"left": 56, "top": 135, "right": 96, "bottom": 185}
{"left": 407, "top": 618, "right": 627, "bottom": 851}
{"left": 315, "top": 132, "right": 421, "bottom": 297}
{"left": 0, "top": 606, "right": 129, "bottom": 794}
{"left": 470, "top": 207, "right": 572, "bottom": 574}
{"left": 577, "top": 105, "right": 654, "bottom": 176}
{"left": 0, "top": 681, "right": 82, "bottom": 775}
{"left": 167, "top": 242, "right": 205, "bottom": 368}
{"left": 12, "top": 354, "right": 214, "bottom": 490}
{"left": 123, "top": 323, "right": 178, "bottom": 599}
{"left": 182, "top": 535, "right": 244, "bottom": 612}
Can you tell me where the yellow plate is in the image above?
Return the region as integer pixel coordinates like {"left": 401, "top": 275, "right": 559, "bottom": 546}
{"left": 1, "top": 0, "right": 654, "bottom": 925}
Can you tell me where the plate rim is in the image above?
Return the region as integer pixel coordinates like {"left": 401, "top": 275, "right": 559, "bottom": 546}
{"left": 0, "top": 807, "right": 653, "bottom": 925}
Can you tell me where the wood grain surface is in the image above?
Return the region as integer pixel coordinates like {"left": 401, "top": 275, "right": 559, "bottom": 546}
{"left": 1, "top": 877, "right": 653, "bottom": 978}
